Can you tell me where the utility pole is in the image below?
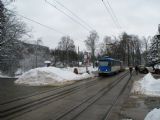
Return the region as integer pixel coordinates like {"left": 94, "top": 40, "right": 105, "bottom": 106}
{"left": 127, "top": 41, "right": 130, "bottom": 66}
{"left": 35, "top": 39, "right": 41, "bottom": 68}
{"left": 66, "top": 50, "right": 68, "bottom": 67}
{"left": 84, "top": 52, "right": 89, "bottom": 73}
{"left": 78, "top": 46, "right": 79, "bottom": 67}
{"left": 35, "top": 40, "right": 38, "bottom": 68}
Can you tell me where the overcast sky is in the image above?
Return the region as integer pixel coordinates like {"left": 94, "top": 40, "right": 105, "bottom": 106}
{"left": 9, "top": 0, "right": 160, "bottom": 50}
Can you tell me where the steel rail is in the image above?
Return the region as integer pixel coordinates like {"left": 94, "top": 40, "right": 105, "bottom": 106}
{"left": 54, "top": 72, "right": 129, "bottom": 120}
{"left": 0, "top": 78, "right": 96, "bottom": 105}
{"left": 0, "top": 77, "right": 103, "bottom": 119}
{"left": 102, "top": 75, "right": 132, "bottom": 120}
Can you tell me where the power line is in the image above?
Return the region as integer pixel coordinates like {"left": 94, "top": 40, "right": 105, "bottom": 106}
{"left": 45, "top": 0, "right": 90, "bottom": 32}
{"left": 105, "top": 0, "right": 121, "bottom": 28}
{"left": 18, "top": 13, "right": 83, "bottom": 43}
{"left": 101, "top": 0, "right": 121, "bottom": 30}
{"left": 102, "top": 0, "right": 120, "bottom": 29}
{"left": 51, "top": 0, "right": 94, "bottom": 30}
{"left": 8, "top": 9, "right": 87, "bottom": 45}
{"left": 15, "top": 13, "right": 66, "bottom": 35}
{"left": 6, "top": 9, "right": 66, "bottom": 35}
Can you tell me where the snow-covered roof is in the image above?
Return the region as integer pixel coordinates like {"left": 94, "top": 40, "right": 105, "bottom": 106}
{"left": 99, "top": 56, "right": 121, "bottom": 62}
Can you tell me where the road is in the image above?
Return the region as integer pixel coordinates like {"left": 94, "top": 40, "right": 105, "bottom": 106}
{"left": 0, "top": 71, "right": 132, "bottom": 120}
{"left": 0, "top": 78, "right": 57, "bottom": 103}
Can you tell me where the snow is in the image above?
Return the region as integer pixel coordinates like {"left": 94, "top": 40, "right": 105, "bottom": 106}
{"left": 154, "top": 64, "right": 160, "bottom": 69}
{"left": 0, "top": 74, "right": 9, "bottom": 78}
{"left": 15, "top": 67, "right": 95, "bottom": 86}
{"left": 44, "top": 61, "right": 51, "bottom": 64}
{"left": 15, "top": 68, "right": 23, "bottom": 75}
{"left": 132, "top": 73, "right": 160, "bottom": 96}
{"left": 122, "top": 119, "right": 132, "bottom": 120}
{"left": 63, "top": 66, "right": 98, "bottom": 74}
{"left": 0, "top": 71, "right": 10, "bottom": 78}
{"left": 144, "top": 108, "right": 160, "bottom": 120}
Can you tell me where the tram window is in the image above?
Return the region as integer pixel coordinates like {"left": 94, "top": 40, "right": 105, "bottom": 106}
{"left": 99, "top": 61, "right": 109, "bottom": 66}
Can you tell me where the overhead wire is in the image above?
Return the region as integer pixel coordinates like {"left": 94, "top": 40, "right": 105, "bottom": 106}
{"left": 51, "top": 0, "right": 94, "bottom": 30}
{"left": 101, "top": 0, "right": 121, "bottom": 31}
{"left": 7, "top": 9, "right": 86, "bottom": 46}
{"left": 7, "top": 9, "right": 67, "bottom": 36}
{"left": 105, "top": 0, "right": 121, "bottom": 28}
{"left": 6, "top": 7, "right": 87, "bottom": 51}
{"left": 45, "top": 0, "right": 91, "bottom": 32}
{"left": 17, "top": 13, "right": 85, "bottom": 44}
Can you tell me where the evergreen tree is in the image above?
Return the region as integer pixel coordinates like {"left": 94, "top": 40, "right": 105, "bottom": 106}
{"left": 148, "top": 35, "right": 160, "bottom": 65}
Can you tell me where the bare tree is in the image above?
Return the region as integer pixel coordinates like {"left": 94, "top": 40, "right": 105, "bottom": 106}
{"left": 99, "top": 36, "right": 113, "bottom": 56}
{"left": 142, "top": 36, "right": 151, "bottom": 52}
{"left": 0, "top": 1, "right": 29, "bottom": 75}
{"left": 58, "top": 36, "right": 75, "bottom": 66}
{"left": 141, "top": 36, "right": 151, "bottom": 64}
{"left": 85, "top": 30, "right": 99, "bottom": 68}
{"left": 0, "top": 0, "right": 5, "bottom": 40}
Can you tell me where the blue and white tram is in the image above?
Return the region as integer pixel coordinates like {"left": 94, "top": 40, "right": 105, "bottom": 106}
{"left": 98, "top": 56, "right": 122, "bottom": 76}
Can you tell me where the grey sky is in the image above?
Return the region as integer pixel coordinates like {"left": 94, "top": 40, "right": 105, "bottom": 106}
{"left": 9, "top": 0, "right": 160, "bottom": 50}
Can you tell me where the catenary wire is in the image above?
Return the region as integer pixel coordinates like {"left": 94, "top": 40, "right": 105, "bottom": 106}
{"left": 45, "top": 0, "right": 91, "bottom": 32}
{"left": 51, "top": 0, "right": 94, "bottom": 30}
{"left": 102, "top": 0, "right": 121, "bottom": 30}
{"left": 105, "top": 0, "right": 121, "bottom": 28}
{"left": 9, "top": 11, "right": 67, "bottom": 35}
{"left": 6, "top": 9, "right": 86, "bottom": 50}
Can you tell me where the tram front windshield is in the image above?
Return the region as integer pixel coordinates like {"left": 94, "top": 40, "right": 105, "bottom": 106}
{"left": 99, "top": 61, "right": 109, "bottom": 66}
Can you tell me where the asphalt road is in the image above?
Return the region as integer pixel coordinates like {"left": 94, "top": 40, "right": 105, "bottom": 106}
{"left": 0, "top": 78, "right": 56, "bottom": 103}
{"left": 0, "top": 71, "right": 132, "bottom": 120}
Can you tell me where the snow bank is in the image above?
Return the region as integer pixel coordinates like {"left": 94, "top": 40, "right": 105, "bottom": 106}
{"left": 64, "top": 66, "right": 97, "bottom": 74}
{"left": 0, "top": 71, "right": 10, "bottom": 78}
{"left": 132, "top": 73, "right": 160, "bottom": 96}
{"left": 144, "top": 108, "right": 160, "bottom": 120}
{"left": 122, "top": 119, "right": 132, "bottom": 120}
{"left": 0, "top": 74, "right": 8, "bottom": 78}
{"left": 15, "top": 67, "right": 94, "bottom": 86}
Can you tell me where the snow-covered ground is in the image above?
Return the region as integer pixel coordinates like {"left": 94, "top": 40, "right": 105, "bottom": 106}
{"left": 144, "top": 108, "right": 160, "bottom": 120}
{"left": 63, "top": 66, "right": 98, "bottom": 74}
{"left": 132, "top": 73, "right": 160, "bottom": 96}
{"left": 0, "top": 71, "right": 10, "bottom": 78}
{"left": 15, "top": 67, "right": 96, "bottom": 86}
{"left": 154, "top": 64, "right": 160, "bottom": 69}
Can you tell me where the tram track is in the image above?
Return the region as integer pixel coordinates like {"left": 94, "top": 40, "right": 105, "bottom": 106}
{"left": 0, "top": 71, "right": 129, "bottom": 120}
{"left": 52, "top": 71, "right": 130, "bottom": 120}
{"left": 0, "top": 74, "right": 108, "bottom": 119}
{"left": 102, "top": 74, "right": 131, "bottom": 120}
{"left": 0, "top": 78, "right": 96, "bottom": 105}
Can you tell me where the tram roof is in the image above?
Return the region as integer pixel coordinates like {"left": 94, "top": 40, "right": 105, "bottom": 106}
{"left": 98, "top": 56, "right": 121, "bottom": 62}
